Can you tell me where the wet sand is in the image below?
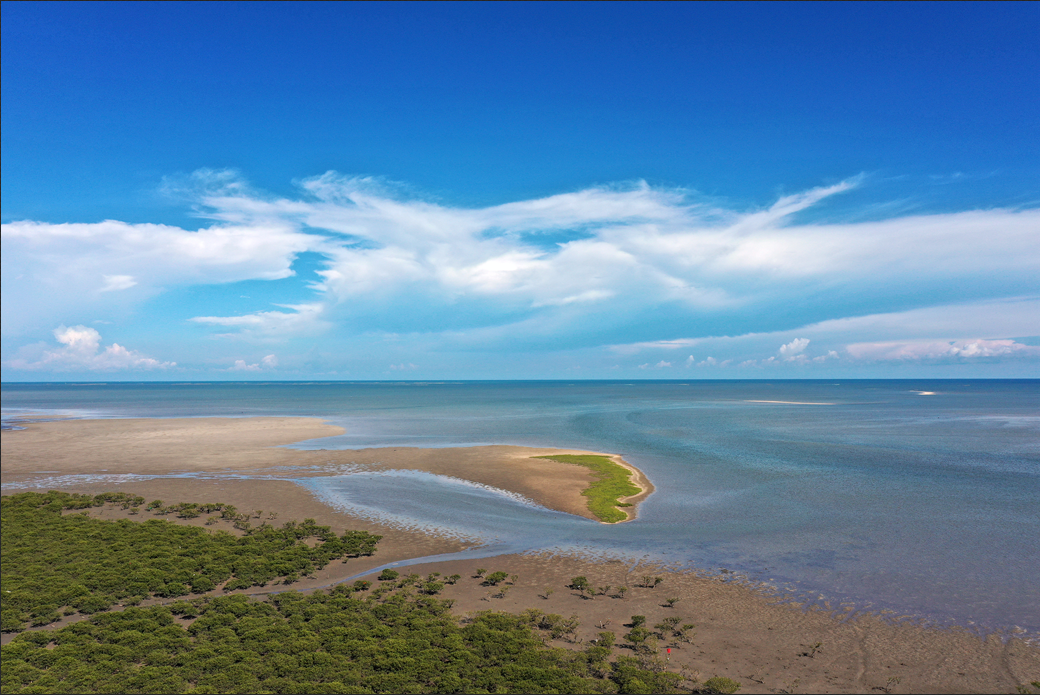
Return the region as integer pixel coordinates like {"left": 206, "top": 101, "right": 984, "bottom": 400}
{"left": 1, "top": 417, "right": 650, "bottom": 521}
{"left": 2, "top": 417, "right": 1038, "bottom": 693}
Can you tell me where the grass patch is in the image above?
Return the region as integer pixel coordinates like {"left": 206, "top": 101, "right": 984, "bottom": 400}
{"left": 535, "top": 455, "right": 641, "bottom": 523}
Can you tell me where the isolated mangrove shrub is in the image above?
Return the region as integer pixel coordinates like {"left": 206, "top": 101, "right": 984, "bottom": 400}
{"left": 484, "top": 571, "right": 510, "bottom": 586}
{"left": 610, "top": 656, "right": 684, "bottom": 694}
{"left": 703, "top": 675, "right": 742, "bottom": 694}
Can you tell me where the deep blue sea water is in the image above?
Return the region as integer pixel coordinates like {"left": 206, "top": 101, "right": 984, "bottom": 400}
{"left": 3, "top": 380, "right": 1038, "bottom": 635}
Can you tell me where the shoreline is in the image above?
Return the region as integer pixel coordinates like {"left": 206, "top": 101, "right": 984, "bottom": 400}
{"left": 605, "top": 453, "right": 655, "bottom": 521}
{"left": 0, "top": 416, "right": 651, "bottom": 523}
{"left": 3, "top": 416, "right": 1039, "bottom": 692}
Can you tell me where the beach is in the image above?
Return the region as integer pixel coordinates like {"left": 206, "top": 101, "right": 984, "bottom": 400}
{"left": 2, "top": 414, "right": 1038, "bottom": 693}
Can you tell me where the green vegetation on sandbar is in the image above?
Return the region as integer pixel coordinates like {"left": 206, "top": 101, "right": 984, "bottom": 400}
{"left": 536, "top": 455, "right": 641, "bottom": 523}
{"left": 1, "top": 491, "right": 380, "bottom": 633}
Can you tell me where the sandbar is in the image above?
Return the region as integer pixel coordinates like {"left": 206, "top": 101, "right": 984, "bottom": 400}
{"left": 0, "top": 416, "right": 649, "bottom": 522}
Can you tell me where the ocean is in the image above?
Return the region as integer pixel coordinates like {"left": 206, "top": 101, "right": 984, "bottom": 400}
{"left": 2, "top": 379, "right": 1038, "bottom": 635}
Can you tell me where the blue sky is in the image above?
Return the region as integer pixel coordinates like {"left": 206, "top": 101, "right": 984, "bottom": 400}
{"left": 2, "top": 2, "right": 1038, "bottom": 380}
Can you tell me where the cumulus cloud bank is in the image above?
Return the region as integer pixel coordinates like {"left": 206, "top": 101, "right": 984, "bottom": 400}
{"left": 228, "top": 354, "right": 278, "bottom": 372}
{"left": 6, "top": 326, "right": 174, "bottom": 371}
{"left": 779, "top": 338, "right": 810, "bottom": 358}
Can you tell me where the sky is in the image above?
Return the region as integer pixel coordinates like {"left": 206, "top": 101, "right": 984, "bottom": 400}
{"left": 2, "top": 2, "right": 1038, "bottom": 381}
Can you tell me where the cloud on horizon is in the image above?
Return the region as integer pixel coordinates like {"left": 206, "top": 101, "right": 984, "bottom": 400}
{"left": 6, "top": 326, "right": 174, "bottom": 372}
{"left": 846, "top": 338, "right": 1039, "bottom": 362}
{"left": 2, "top": 170, "right": 1038, "bottom": 375}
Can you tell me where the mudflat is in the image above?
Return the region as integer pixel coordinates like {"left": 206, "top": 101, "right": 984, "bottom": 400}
{"left": 2, "top": 416, "right": 1037, "bottom": 693}
{"left": 1, "top": 416, "right": 651, "bottom": 521}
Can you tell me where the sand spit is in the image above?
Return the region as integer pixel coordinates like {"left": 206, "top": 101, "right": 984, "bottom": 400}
{"left": 0, "top": 417, "right": 646, "bottom": 522}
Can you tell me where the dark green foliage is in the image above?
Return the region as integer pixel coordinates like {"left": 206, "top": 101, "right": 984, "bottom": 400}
{"left": 377, "top": 569, "right": 399, "bottom": 581}
{"left": 610, "top": 656, "right": 683, "bottom": 694}
{"left": 484, "top": 571, "right": 509, "bottom": 586}
{"left": 421, "top": 582, "right": 444, "bottom": 595}
{"left": 623, "top": 627, "right": 652, "bottom": 647}
{"left": 0, "top": 491, "right": 686, "bottom": 693}
{"left": 1, "top": 491, "right": 381, "bottom": 632}
{"left": 1, "top": 592, "right": 682, "bottom": 694}
{"left": 702, "top": 675, "right": 742, "bottom": 693}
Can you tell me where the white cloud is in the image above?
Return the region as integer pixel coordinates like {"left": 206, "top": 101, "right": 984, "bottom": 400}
{"left": 228, "top": 354, "right": 278, "bottom": 371}
{"left": 1, "top": 217, "right": 323, "bottom": 335}
{"left": 4, "top": 170, "right": 1038, "bottom": 375}
{"left": 608, "top": 297, "right": 1040, "bottom": 369}
{"left": 846, "top": 339, "right": 1038, "bottom": 361}
{"left": 100, "top": 275, "right": 137, "bottom": 292}
{"left": 779, "top": 338, "right": 810, "bottom": 358}
{"left": 179, "top": 172, "right": 1038, "bottom": 328}
{"left": 6, "top": 325, "right": 174, "bottom": 371}
{"left": 191, "top": 303, "right": 327, "bottom": 337}
{"left": 800, "top": 296, "right": 1040, "bottom": 342}
{"left": 813, "top": 350, "right": 840, "bottom": 363}
{"left": 389, "top": 362, "right": 418, "bottom": 371}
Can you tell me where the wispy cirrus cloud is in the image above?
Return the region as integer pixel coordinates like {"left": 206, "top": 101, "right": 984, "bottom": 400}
{"left": 170, "top": 171, "right": 1039, "bottom": 345}
{"left": 3, "top": 170, "right": 1038, "bottom": 375}
{"left": 609, "top": 296, "right": 1040, "bottom": 369}
{"left": 190, "top": 303, "right": 327, "bottom": 338}
{"left": 1, "top": 215, "right": 322, "bottom": 336}
{"left": 846, "top": 339, "right": 1039, "bottom": 362}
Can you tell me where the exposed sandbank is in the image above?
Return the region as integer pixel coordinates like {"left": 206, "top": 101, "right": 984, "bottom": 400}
{"left": 0, "top": 416, "right": 649, "bottom": 522}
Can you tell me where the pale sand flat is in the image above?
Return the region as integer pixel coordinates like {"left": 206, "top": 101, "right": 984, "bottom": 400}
{"left": 1, "top": 417, "right": 650, "bottom": 521}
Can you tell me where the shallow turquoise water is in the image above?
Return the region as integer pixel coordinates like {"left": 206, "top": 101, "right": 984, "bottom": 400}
{"left": 3, "top": 380, "right": 1038, "bottom": 634}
